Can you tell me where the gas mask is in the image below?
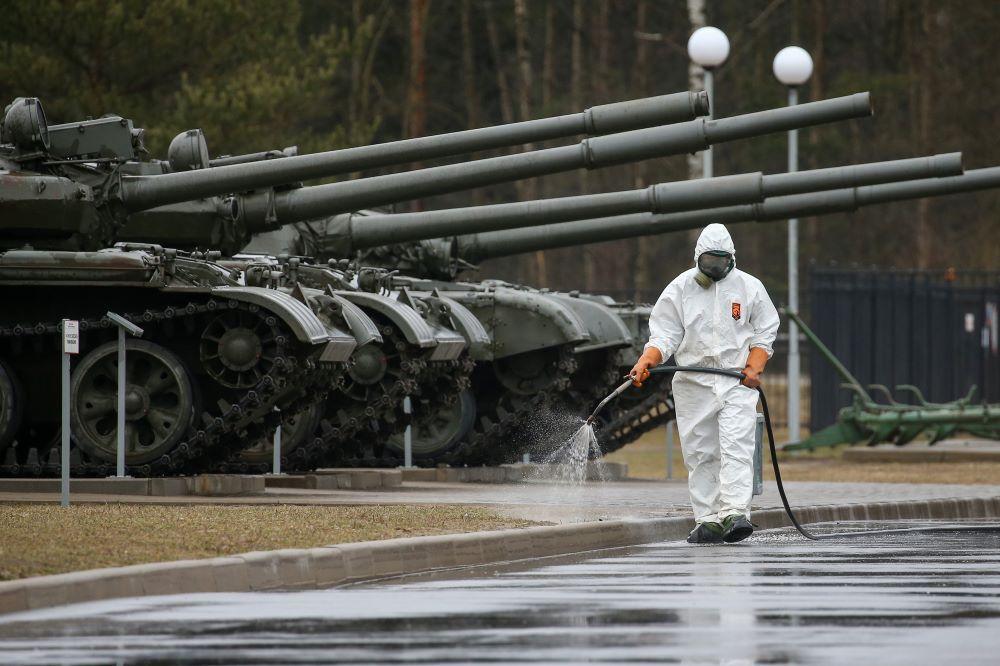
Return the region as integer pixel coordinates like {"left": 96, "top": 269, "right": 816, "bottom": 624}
{"left": 694, "top": 251, "right": 734, "bottom": 288}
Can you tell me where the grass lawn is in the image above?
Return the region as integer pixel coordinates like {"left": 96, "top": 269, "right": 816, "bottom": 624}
{"left": 0, "top": 504, "right": 539, "bottom": 582}
{"left": 603, "top": 426, "right": 1000, "bottom": 485}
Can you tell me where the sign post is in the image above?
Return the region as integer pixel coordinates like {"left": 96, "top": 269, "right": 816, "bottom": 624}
{"left": 402, "top": 396, "right": 413, "bottom": 468}
{"left": 272, "top": 409, "right": 282, "bottom": 475}
{"left": 106, "top": 312, "right": 144, "bottom": 478}
{"left": 61, "top": 320, "right": 80, "bottom": 507}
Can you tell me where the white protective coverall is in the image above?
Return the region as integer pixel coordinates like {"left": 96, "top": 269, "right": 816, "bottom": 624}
{"left": 645, "top": 224, "right": 780, "bottom": 523}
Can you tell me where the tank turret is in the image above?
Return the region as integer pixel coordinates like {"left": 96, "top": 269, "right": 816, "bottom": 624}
{"left": 453, "top": 166, "right": 1000, "bottom": 261}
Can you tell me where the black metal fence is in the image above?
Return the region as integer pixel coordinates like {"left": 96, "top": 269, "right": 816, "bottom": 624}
{"left": 808, "top": 268, "right": 1000, "bottom": 429}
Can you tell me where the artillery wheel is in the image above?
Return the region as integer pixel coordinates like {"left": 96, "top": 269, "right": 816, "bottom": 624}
{"left": 238, "top": 402, "right": 324, "bottom": 464}
{"left": 387, "top": 389, "right": 476, "bottom": 460}
{"left": 71, "top": 340, "right": 198, "bottom": 465}
{"left": 0, "top": 358, "right": 24, "bottom": 453}
{"left": 199, "top": 308, "right": 280, "bottom": 388}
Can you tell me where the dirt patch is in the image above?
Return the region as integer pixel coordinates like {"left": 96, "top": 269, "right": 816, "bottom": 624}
{"left": 0, "top": 504, "right": 539, "bottom": 581}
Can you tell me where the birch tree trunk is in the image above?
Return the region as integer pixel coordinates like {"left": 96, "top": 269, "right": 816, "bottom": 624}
{"left": 633, "top": 0, "right": 655, "bottom": 300}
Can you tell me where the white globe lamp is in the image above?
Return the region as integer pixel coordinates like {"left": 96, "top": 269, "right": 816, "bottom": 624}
{"left": 687, "top": 26, "right": 729, "bottom": 178}
{"left": 687, "top": 27, "right": 730, "bottom": 69}
{"left": 772, "top": 46, "right": 813, "bottom": 87}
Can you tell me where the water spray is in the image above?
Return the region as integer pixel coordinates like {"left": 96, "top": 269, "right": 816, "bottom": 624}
{"left": 588, "top": 365, "right": 1000, "bottom": 541}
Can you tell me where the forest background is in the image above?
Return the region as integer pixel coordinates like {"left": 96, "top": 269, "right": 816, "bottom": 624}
{"left": 2, "top": 0, "right": 997, "bottom": 304}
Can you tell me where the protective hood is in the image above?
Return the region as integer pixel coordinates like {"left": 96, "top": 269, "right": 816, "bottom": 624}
{"left": 693, "top": 223, "right": 736, "bottom": 264}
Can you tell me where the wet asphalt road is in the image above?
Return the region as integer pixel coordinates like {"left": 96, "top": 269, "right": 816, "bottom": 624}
{"left": 1, "top": 521, "right": 999, "bottom": 665}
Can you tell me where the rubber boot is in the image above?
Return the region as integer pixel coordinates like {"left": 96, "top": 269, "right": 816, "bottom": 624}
{"left": 687, "top": 521, "right": 725, "bottom": 544}
{"left": 722, "top": 515, "right": 754, "bottom": 543}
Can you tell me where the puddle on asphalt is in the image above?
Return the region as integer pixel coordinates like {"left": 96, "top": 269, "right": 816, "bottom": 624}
{"left": 2, "top": 520, "right": 1000, "bottom": 664}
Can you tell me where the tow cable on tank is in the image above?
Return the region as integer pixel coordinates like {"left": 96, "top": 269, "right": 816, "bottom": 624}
{"left": 587, "top": 366, "right": 1000, "bottom": 541}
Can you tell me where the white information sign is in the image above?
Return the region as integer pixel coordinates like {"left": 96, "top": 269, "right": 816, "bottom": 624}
{"left": 62, "top": 320, "right": 80, "bottom": 355}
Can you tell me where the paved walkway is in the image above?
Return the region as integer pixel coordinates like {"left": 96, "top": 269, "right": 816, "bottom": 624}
{"left": 3, "top": 522, "right": 999, "bottom": 664}
{"left": 4, "top": 479, "right": 999, "bottom": 524}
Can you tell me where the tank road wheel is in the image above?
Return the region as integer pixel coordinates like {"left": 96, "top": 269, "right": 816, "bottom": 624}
{"left": 71, "top": 340, "right": 198, "bottom": 465}
{"left": 493, "top": 347, "right": 563, "bottom": 395}
{"left": 387, "top": 389, "right": 476, "bottom": 461}
{"left": 0, "top": 358, "right": 24, "bottom": 453}
{"left": 199, "top": 309, "right": 279, "bottom": 388}
{"left": 238, "top": 402, "right": 324, "bottom": 465}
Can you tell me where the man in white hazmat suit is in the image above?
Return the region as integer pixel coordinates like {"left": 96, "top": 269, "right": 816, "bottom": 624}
{"left": 630, "top": 223, "right": 779, "bottom": 543}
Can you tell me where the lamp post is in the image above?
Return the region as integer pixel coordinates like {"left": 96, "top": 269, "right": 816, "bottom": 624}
{"left": 687, "top": 26, "right": 730, "bottom": 178}
{"left": 772, "top": 45, "right": 814, "bottom": 444}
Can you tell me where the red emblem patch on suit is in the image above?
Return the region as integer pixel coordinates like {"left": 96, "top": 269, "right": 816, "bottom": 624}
{"left": 731, "top": 302, "right": 741, "bottom": 320}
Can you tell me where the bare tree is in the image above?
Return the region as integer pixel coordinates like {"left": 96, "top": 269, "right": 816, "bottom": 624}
{"left": 484, "top": 1, "right": 515, "bottom": 126}
{"left": 405, "top": 0, "right": 431, "bottom": 140}
{"left": 541, "top": 2, "right": 556, "bottom": 115}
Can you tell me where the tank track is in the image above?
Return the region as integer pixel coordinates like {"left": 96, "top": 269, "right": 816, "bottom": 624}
{"left": 0, "top": 298, "right": 319, "bottom": 478}
{"left": 503, "top": 348, "right": 623, "bottom": 464}
{"left": 289, "top": 323, "right": 425, "bottom": 470}
{"left": 213, "top": 364, "right": 342, "bottom": 474}
{"left": 444, "top": 345, "right": 581, "bottom": 466}
{"left": 317, "top": 354, "right": 477, "bottom": 468}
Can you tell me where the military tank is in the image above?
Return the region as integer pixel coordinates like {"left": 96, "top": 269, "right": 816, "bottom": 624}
{"left": 0, "top": 90, "right": 717, "bottom": 474}
{"left": 245, "top": 150, "right": 966, "bottom": 465}
{"left": 0, "top": 98, "right": 363, "bottom": 477}
{"left": 439, "top": 164, "right": 1000, "bottom": 455}
{"left": 122, "top": 91, "right": 716, "bottom": 469}
{"left": 114, "top": 92, "right": 875, "bottom": 467}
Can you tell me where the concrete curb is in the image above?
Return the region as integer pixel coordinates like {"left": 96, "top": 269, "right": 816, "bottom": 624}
{"left": 398, "top": 462, "right": 630, "bottom": 484}
{"left": 0, "top": 475, "right": 265, "bottom": 497}
{"left": 2, "top": 495, "right": 997, "bottom": 616}
{"left": 842, "top": 447, "right": 1000, "bottom": 463}
{"left": 265, "top": 469, "right": 402, "bottom": 491}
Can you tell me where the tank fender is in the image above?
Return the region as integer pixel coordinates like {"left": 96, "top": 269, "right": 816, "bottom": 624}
{"left": 334, "top": 291, "right": 437, "bottom": 348}
{"left": 446, "top": 287, "right": 591, "bottom": 359}
{"left": 210, "top": 285, "right": 329, "bottom": 345}
{"left": 321, "top": 286, "right": 382, "bottom": 347}
{"left": 397, "top": 288, "right": 467, "bottom": 361}
{"left": 423, "top": 290, "right": 492, "bottom": 361}
{"left": 289, "top": 286, "right": 362, "bottom": 363}
{"left": 545, "top": 293, "right": 634, "bottom": 352}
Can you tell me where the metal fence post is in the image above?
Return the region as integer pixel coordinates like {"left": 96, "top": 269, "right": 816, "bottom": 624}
{"left": 403, "top": 396, "right": 413, "bottom": 468}
{"left": 60, "top": 319, "right": 80, "bottom": 507}
{"left": 61, "top": 350, "right": 71, "bottom": 508}
{"left": 666, "top": 419, "right": 675, "bottom": 480}
{"left": 105, "top": 312, "right": 143, "bottom": 478}
{"left": 753, "top": 413, "right": 764, "bottom": 496}
{"left": 272, "top": 411, "right": 282, "bottom": 475}
{"left": 116, "top": 327, "right": 126, "bottom": 477}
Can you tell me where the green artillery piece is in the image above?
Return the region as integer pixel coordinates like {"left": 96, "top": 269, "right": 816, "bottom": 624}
{"left": 782, "top": 310, "right": 1000, "bottom": 451}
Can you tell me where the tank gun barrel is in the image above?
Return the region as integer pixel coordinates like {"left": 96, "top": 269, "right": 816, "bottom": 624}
{"left": 227, "top": 93, "right": 872, "bottom": 230}
{"left": 456, "top": 166, "right": 1000, "bottom": 261}
{"left": 337, "top": 152, "right": 960, "bottom": 249}
{"left": 116, "top": 91, "right": 710, "bottom": 210}
{"left": 209, "top": 147, "right": 298, "bottom": 167}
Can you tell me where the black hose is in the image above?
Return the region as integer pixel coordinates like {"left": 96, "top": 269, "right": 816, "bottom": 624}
{"left": 644, "top": 365, "right": 1000, "bottom": 541}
